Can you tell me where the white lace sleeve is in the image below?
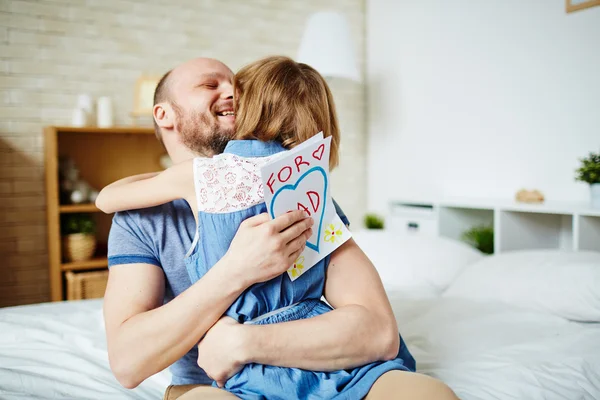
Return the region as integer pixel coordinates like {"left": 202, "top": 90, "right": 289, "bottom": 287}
{"left": 192, "top": 154, "right": 275, "bottom": 213}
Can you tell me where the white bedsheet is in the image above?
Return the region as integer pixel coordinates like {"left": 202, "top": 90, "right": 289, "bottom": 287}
{"left": 389, "top": 293, "right": 600, "bottom": 400}
{"left": 0, "top": 300, "right": 169, "bottom": 399}
{"left": 1, "top": 296, "right": 599, "bottom": 399}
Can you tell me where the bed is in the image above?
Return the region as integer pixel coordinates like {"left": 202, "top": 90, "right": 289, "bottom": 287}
{"left": 2, "top": 233, "right": 600, "bottom": 400}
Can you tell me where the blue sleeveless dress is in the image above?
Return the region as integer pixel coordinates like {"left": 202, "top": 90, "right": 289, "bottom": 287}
{"left": 185, "top": 140, "right": 415, "bottom": 400}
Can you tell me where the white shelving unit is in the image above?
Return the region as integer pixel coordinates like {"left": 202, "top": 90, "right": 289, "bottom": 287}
{"left": 390, "top": 198, "right": 600, "bottom": 253}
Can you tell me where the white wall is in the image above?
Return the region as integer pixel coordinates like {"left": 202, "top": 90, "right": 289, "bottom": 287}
{"left": 366, "top": 0, "right": 600, "bottom": 214}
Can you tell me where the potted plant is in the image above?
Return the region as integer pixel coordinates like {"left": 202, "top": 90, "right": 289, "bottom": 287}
{"left": 61, "top": 213, "right": 97, "bottom": 262}
{"left": 461, "top": 224, "right": 494, "bottom": 255}
{"left": 575, "top": 151, "right": 600, "bottom": 209}
{"left": 364, "top": 213, "right": 385, "bottom": 229}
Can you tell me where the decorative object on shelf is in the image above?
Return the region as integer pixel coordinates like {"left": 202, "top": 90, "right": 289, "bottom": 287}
{"left": 566, "top": 0, "right": 600, "bottom": 13}
{"left": 131, "top": 75, "right": 160, "bottom": 125}
{"left": 59, "top": 157, "right": 98, "bottom": 204}
{"left": 515, "top": 189, "right": 545, "bottom": 204}
{"left": 461, "top": 224, "right": 494, "bottom": 255}
{"left": 71, "top": 108, "right": 87, "bottom": 127}
{"left": 97, "top": 96, "right": 114, "bottom": 128}
{"left": 71, "top": 94, "right": 94, "bottom": 127}
{"left": 575, "top": 150, "right": 600, "bottom": 209}
{"left": 364, "top": 213, "right": 385, "bottom": 229}
{"left": 61, "top": 213, "right": 97, "bottom": 262}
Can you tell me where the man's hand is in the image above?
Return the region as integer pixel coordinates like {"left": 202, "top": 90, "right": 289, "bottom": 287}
{"left": 223, "top": 210, "right": 313, "bottom": 288}
{"left": 197, "top": 316, "right": 247, "bottom": 388}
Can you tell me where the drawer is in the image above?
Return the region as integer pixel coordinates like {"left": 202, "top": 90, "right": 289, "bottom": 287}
{"left": 390, "top": 215, "right": 438, "bottom": 236}
{"left": 390, "top": 202, "right": 438, "bottom": 236}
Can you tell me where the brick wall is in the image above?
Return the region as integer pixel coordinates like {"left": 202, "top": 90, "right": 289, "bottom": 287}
{"left": 0, "top": 0, "right": 366, "bottom": 306}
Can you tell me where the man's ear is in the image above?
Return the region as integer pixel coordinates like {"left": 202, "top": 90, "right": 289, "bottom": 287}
{"left": 153, "top": 103, "right": 175, "bottom": 130}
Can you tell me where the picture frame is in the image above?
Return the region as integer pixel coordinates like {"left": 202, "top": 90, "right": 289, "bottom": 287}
{"left": 566, "top": 0, "right": 600, "bottom": 13}
{"left": 131, "top": 75, "right": 161, "bottom": 117}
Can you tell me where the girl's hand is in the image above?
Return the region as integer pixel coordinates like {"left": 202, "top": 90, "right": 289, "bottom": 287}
{"left": 223, "top": 210, "right": 313, "bottom": 287}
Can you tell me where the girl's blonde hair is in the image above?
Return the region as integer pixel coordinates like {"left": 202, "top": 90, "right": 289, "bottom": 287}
{"left": 234, "top": 56, "right": 340, "bottom": 170}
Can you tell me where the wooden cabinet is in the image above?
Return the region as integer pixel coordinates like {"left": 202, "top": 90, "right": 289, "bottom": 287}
{"left": 44, "top": 126, "right": 165, "bottom": 301}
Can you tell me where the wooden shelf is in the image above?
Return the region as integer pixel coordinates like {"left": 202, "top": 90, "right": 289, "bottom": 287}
{"left": 61, "top": 257, "right": 108, "bottom": 271}
{"left": 46, "top": 125, "right": 164, "bottom": 301}
{"left": 59, "top": 204, "right": 101, "bottom": 213}
{"left": 55, "top": 126, "right": 154, "bottom": 135}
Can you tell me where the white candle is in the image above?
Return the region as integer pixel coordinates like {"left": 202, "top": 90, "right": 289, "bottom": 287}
{"left": 71, "top": 108, "right": 87, "bottom": 127}
{"left": 97, "top": 96, "right": 114, "bottom": 128}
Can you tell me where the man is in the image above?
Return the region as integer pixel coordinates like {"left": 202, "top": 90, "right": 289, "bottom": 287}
{"left": 105, "top": 57, "right": 458, "bottom": 400}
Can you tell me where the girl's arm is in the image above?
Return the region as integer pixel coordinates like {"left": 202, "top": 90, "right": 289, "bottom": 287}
{"left": 95, "top": 159, "right": 195, "bottom": 214}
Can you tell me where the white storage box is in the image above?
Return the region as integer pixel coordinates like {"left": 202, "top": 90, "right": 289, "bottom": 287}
{"left": 389, "top": 202, "right": 438, "bottom": 236}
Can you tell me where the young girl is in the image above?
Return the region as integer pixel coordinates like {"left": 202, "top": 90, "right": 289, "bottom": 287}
{"left": 96, "top": 56, "right": 415, "bottom": 399}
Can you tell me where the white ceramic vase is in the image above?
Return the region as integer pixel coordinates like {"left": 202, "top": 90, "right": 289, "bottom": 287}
{"left": 591, "top": 183, "right": 600, "bottom": 209}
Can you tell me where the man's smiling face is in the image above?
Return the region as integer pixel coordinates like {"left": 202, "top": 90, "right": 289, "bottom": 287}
{"left": 169, "top": 58, "right": 236, "bottom": 156}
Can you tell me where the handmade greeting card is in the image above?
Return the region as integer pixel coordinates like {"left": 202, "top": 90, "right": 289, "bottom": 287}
{"left": 261, "top": 133, "right": 351, "bottom": 281}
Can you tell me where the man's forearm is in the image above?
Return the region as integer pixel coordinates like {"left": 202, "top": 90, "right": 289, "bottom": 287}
{"left": 240, "top": 304, "right": 398, "bottom": 371}
{"left": 107, "top": 258, "right": 246, "bottom": 388}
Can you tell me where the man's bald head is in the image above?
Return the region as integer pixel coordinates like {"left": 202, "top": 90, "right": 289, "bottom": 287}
{"left": 152, "top": 58, "right": 235, "bottom": 158}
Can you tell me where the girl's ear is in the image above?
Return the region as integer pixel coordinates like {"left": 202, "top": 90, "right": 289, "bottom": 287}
{"left": 153, "top": 102, "right": 175, "bottom": 130}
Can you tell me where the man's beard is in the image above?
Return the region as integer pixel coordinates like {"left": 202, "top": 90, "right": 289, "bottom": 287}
{"left": 172, "top": 102, "right": 233, "bottom": 156}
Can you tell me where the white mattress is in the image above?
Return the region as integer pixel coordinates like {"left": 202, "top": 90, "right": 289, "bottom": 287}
{"left": 1, "top": 296, "right": 599, "bottom": 399}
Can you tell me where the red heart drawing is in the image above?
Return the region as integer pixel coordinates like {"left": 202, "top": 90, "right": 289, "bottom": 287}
{"left": 312, "top": 144, "right": 325, "bottom": 161}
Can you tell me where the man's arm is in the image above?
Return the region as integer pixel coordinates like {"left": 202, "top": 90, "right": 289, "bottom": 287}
{"left": 198, "top": 238, "right": 399, "bottom": 386}
{"left": 247, "top": 238, "right": 398, "bottom": 366}
{"left": 104, "top": 211, "right": 314, "bottom": 389}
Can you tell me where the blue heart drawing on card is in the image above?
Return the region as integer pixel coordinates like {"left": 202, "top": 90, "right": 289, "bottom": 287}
{"left": 269, "top": 167, "right": 327, "bottom": 253}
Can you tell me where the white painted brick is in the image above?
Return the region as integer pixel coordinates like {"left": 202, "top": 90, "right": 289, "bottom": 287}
{"left": 8, "top": 60, "right": 62, "bottom": 75}
{"left": 0, "top": 27, "right": 7, "bottom": 43}
{"left": 0, "top": 153, "right": 14, "bottom": 166}
{"left": 1, "top": 136, "right": 37, "bottom": 151}
{"left": 40, "top": 107, "right": 72, "bottom": 121}
{"left": 9, "top": 90, "right": 74, "bottom": 106}
{"left": 2, "top": 166, "right": 44, "bottom": 180}
{"left": 0, "top": 121, "right": 43, "bottom": 134}
{"left": 0, "top": 239, "right": 17, "bottom": 253}
{"left": 8, "top": 29, "right": 61, "bottom": 46}
{"left": 9, "top": 0, "right": 64, "bottom": 19}
{"left": 0, "top": 182, "right": 12, "bottom": 194}
{"left": 17, "top": 237, "right": 46, "bottom": 253}
{"left": 0, "top": 12, "right": 40, "bottom": 30}
{"left": 0, "top": 106, "right": 42, "bottom": 120}
{"left": 13, "top": 181, "right": 44, "bottom": 195}
{"left": 0, "top": 44, "right": 37, "bottom": 58}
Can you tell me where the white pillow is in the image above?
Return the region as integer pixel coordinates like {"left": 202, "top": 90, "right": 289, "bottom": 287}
{"left": 351, "top": 230, "right": 484, "bottom": 296}
{"left": 444, "top": 250, "right": 600, "bottom": 322}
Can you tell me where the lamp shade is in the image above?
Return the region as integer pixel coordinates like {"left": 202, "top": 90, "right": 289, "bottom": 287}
{"left": 297, "top": 11, "right": 360, "bottom": 82}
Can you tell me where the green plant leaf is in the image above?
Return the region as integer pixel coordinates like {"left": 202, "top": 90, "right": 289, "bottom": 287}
{"left": 575, "top": 151, "right": 600, "bottom": 184}
{"left": 364, "top": 213, "right": 384, "bottom": 229}
{"left": 461, "top": 224, "right": 494, "bottom": 254}
{"left": 61, "top": 213, "right": 96, "bottom": 236}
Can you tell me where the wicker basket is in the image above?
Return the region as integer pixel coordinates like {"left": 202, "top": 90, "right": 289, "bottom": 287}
{"left": 65, "top": 270, "right": 108, "bottom": 300}
{"left": 62, "top": 233, "right": 96, "bottom": 262}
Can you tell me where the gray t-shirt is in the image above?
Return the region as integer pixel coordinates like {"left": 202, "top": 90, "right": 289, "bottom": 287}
{"left": 107, "top": 199, "right": 348, "bottom": 385}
